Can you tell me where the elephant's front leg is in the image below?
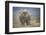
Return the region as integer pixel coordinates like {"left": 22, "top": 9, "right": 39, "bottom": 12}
{"left": 26, "top": 20, "right": 30, "bottom": 25}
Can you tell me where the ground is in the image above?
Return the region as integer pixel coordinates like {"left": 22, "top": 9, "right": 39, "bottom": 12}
{"left": 13, "top": 16, "right": 40, "bottom": 28}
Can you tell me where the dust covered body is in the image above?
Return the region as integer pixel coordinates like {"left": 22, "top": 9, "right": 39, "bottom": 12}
{"left": 19, "top": 12, "right": 31, "bottom": 25}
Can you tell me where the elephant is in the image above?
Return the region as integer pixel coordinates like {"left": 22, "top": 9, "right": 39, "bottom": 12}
{"left": 19, "top": 12, "right": 31, "bottom": 26}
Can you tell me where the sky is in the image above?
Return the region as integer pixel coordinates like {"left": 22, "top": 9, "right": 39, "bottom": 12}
{"left": 13, "top": 7, "right": 40, "bottom": 16}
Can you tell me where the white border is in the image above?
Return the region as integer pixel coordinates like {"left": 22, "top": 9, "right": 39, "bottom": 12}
{"left": 9, "top": 3, "right": 43, "bottom": 32}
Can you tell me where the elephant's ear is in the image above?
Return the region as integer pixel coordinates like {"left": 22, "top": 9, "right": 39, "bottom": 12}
{"left": 28, "top": 12, "right": 32, "bottom": 16}
{"left": 28, "top": 12, "right": 32, "bottom": 20}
